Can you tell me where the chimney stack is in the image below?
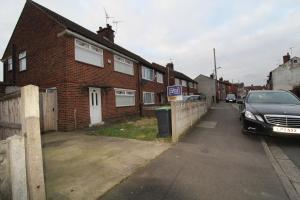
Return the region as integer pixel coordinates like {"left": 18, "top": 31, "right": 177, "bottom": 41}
{"left": 97, "top": 24, "right": 115, "bottom": 43}
{"left": 166, "top": 63, "right": 175, "bottom": 86}
{"left": 166, "top": 63, "right": 174, "bottom": 71}
{"left": 283, "top": 52, "right": 290, "bottom": 64}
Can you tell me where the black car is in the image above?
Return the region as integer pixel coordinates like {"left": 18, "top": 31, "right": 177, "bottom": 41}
{"left": 226, "top": 93, "right": 236, "bottom": 103}
{"left": 239, "top": 90, "right": 300, "bottom": 135}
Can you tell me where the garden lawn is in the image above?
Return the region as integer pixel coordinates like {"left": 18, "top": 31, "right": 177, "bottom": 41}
{"left": 95, "top": 117, "right": 159, "bottom": 141}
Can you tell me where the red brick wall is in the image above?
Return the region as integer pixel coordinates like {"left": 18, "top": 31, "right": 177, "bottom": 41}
{"left": 142, "top": 74, "right": 166, "bottom": 105}
{"left": 2, "top": 2, "right": 69, "bottom": 130}
{"left": 63, "top": 37, "right": 140, "bottom": 129}
{"left": 3, "top": 3, "right": 66, "bottom": 87}
{"left": 2, "top": 1, "right": 199, "bottom": 131}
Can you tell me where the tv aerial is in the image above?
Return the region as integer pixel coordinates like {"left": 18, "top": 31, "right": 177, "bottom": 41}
{"left": 290, "top": 47, "right": 294, "bottom": 56}
{"left": 103, "top": 7, "right": 114, "bottom": 24}
{"left": 112, "top": 20, "right": 124, "bottom": 32}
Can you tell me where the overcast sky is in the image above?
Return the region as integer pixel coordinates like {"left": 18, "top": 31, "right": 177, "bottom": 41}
{"left": 1, "top": 0, "right": 299, "bottom": 85}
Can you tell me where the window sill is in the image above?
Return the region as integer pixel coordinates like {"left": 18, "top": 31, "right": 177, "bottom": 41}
{"left": 75, "top": 60, "right": 104, "bottom": 68}
{"left": 113, "top": 70, "right": 135, "bottom": 76}
{"left": 142, "top": 78, "right": 154, "bottom": 82}
{"left": 116, "top": 105, "right": 136, "bottom": 108}
{"left": 143, "top": 103, "right": 155, "bottom": 105}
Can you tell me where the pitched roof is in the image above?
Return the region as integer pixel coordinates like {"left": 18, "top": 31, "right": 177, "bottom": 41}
{"left": 29, "top": 1, "right": 151, "bottom": 66}
{"left": 174, "top": 71, "right": 197, "bottom": 83}
{"left": 151, "top": 63, "right": 167, "bottom": 73}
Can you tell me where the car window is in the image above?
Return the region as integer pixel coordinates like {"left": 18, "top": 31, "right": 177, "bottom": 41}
{"left": 247, "top": 92, "right": 300, "bottom": 104}
{"left": 227, "top": 94, "right": 235, "bottom": 98}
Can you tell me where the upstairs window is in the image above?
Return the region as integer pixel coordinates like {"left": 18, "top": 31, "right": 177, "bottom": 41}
{"left": 156, "top": 72, "right": 163, "bottom": 83}
{"left": 8, "top": 57, "right": 12, "bottom": 71}
{"left": 115, "top": 88, "right": 135, "bottom": 107}
{"left": 142, "top": 66, "right": 154, "bottom": 81}
{"left": 19, "top": 51, "right": 26, "bottom": 71}
{"left": 175, "top": 78, "right": 180, "bottom": 85}
{"left": 75, "top": 39, "right": 103, "bottom": 67}
{"left": 114, "top": 55, "right": 134, "bottom": 75}
{"left": 189, "top": 82, "right": 193, "bottom": 88}
{"left": 143, "top": 92, "right": 155, "bottom": 105}
{"left": 182, "top": 80, "right": 187, "bottom": 87}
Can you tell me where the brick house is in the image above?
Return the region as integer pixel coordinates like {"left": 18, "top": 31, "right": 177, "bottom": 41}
{"left": 1, "top": 1, "right": 197, "bottom": 131}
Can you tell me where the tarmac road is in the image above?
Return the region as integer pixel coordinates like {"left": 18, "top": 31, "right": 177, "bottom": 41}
{"left": 100, "top": 102, "right": 289, "bottom": 200}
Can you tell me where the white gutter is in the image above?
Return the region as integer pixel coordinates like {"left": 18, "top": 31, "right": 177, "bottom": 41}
{"left": 57, "top": 29, "right": 139, "bottom": 63}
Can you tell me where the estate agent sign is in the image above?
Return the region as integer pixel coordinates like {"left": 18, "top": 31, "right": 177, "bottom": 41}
{"left": 167, "top": 85, "right": 183, "bottom": 101}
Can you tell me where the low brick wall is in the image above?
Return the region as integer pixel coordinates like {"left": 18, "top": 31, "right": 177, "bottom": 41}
{"left": 171, "top": 101, "right": 208, "bottom": 142}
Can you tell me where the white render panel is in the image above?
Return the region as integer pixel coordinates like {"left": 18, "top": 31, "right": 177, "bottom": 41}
{"left": 272, "top": 64, "right": 300, "bottom": 90}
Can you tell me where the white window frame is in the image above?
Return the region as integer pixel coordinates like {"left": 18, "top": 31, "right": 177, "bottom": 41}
{"left": 182, "top": 80, "right": 187, "bottom": 87}
{"left": 175, "top": 78, "right": 181, "bottom": 86}
{"left": 114, "top": 55, "right": 134, "bottom": 75}
{"left": 8, "top": 57, "right": 12, "bottom": 71}
{"left": 75, "top": 38, "right": 104, "bottom": 67}
{"left": 114, "top": 88, "right": 136, "bottom": 107}
{"left": 156, "top": 72, "right": 163, "bottom": 83}
{"left": 143, "top": 92, "right": 155, "bottom": 105}
{"left": 19, "top": 51, "right": 26, "bottom": 71}
{"left": 142, "top": 66, "right": 154, "bottom": 81}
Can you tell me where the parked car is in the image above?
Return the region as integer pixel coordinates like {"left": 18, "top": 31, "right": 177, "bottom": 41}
{"left": 239, "top": 90, "right": 300, "bottom": 135}
{"left": 182, "top": 94, "right": 206, "bottom": 102}
{"left": 225, "top": 93, "right": 236, "bottom": 103}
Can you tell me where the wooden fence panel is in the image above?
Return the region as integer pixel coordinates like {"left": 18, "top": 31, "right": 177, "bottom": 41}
{"left": 0, "top": 93, "right": 21, "bottom": 140}
{"left": 40, "top": 91, "right": 57, "bottom": 132}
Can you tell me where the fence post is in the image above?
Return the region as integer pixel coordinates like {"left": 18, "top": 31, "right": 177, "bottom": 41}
{"left": 7, "top": 135, "right": 28, "bottom": 200}
{"left": 20, "top": 85, "right": 46, "bottom": 200}
{"left": 171, "top": 102, "right": 177, "bottom": 142}
{"left": 0, "top": 140, "right": 11, "bottom": 200}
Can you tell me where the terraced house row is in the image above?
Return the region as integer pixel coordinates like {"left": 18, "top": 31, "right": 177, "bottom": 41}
{"left": 0, "top": 0, "right": 198, "bottom": 131}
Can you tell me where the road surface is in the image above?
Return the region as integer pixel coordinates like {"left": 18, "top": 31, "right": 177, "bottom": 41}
{"left": 100, "top": 103, "right": 289, "bottom": 200}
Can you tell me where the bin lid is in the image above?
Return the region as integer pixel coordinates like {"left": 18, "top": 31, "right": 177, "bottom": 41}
{"left": 155, "top": 106, "right": 171, "bottom": 111}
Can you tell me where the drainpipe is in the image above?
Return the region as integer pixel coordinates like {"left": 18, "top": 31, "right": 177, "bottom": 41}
{"left": 12, "top": 44, "right": 17, "bottom": 85}
{"left": 137, "top": 64, "right": 143, "bottom": 117}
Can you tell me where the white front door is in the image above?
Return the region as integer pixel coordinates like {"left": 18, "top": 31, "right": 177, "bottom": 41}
{"left": 89, "top": 87, "right": 102, "bottom": 125}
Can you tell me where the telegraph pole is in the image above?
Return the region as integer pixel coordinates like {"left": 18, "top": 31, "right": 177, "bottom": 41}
{"left": 213, "top": 48, "right": 217, "bottom": 80}
{"left": 213, "top": 48, "right": 218, "bottom": 103}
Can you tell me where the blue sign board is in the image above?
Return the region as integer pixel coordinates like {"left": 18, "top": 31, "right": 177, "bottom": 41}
{"left": 167, "top": 85, "right": 182, "bottom": 96}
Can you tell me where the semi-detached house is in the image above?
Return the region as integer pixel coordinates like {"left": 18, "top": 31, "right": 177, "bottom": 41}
{"left": 1, "top": 0, "right": 198, "bottom": 131}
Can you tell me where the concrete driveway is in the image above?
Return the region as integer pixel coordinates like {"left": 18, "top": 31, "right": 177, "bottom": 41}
{"left": 42, "top": 132, "right": 170, "bottom": 200}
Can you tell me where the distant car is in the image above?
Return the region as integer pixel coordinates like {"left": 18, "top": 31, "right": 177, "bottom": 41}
{"left": 226, "top": 93, "right": 236, "bottom": 103}
{"left": 182, "top": 94, "right": 206, "bottom": 102}
{"left": 239, "top": 90, "right": 300, "bottom": 135}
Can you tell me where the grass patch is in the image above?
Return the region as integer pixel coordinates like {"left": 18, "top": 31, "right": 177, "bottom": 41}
{"left": 94, "top": 117, "right": 160, "bottom": 141}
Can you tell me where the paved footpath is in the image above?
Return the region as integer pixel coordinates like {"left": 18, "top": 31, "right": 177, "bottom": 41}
{"left": 100, "top": 103, "right": 289, "bottom": 200}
